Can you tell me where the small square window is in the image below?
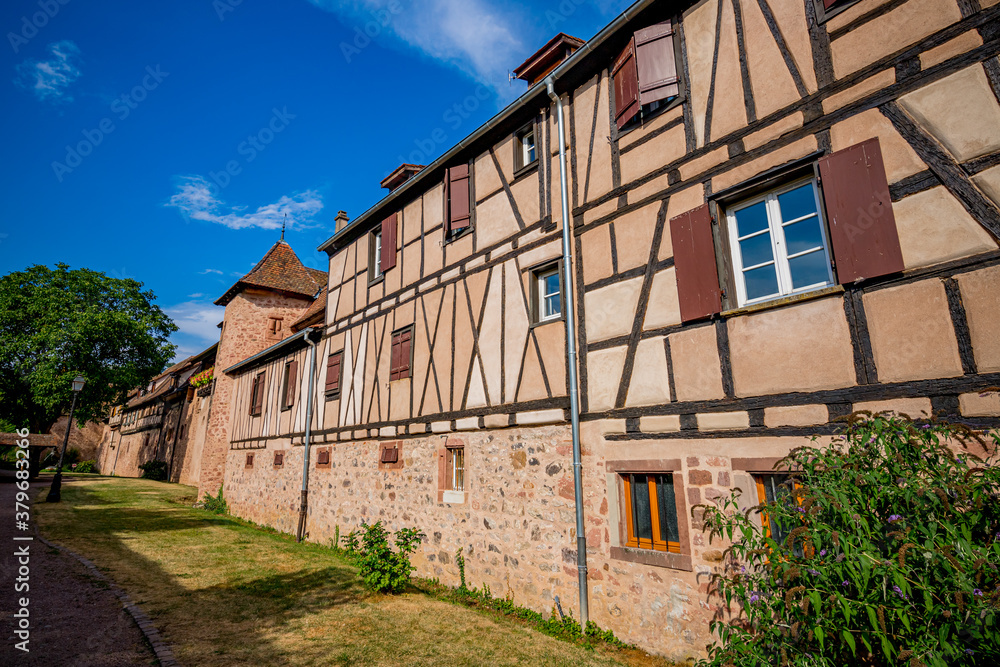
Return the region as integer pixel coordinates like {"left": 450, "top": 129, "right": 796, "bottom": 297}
{"left": 725, "top": 178, "right": 834, "bottom": 307}
{"left": 622, "top": 473, "right": 680, "bottom": 553}
{"left": 531, "top": 263, "right": 562, "bottom": 323}
{"left": 448, "top": 447, "right": 464, "bottom": 492}
{"left": 368, "top": 228, "right": 384, "bottom": 283}
{"left": 381, "top": 445, "right": 399, "bottom": 464}
{"left": 390, "top": 326, "right": 413, "bottom": 381}
{"left": 273, "top": 451, "right": 284, "bottom": 467}
{"left": 316, "top": 449, "right": 330, "bottom": 466}
{"left": 514, "top": 123, "right": 537, "bottom": 172}
{"left": 245, "top": 453, "right": 254, "bottom": 468}
{"left": 266, "top": 317, "right": 283, "bottom": 341}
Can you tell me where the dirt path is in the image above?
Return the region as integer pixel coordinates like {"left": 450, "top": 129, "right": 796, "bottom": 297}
{"left": 0, "top": 471, "right": 157, "bottom": 666}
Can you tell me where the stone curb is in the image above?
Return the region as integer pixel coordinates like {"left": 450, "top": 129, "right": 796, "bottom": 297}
{"left": 34, "top": 532, "right": 181, "bottom": 667}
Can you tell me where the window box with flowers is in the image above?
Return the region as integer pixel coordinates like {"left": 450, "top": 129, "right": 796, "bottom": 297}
{"left": 190, "top": 367, "right": 214, "bottom": 397}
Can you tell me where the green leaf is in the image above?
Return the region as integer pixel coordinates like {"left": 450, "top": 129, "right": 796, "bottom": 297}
{"left": 815, "top": 626, "right": 825, "bottom": 652}
{"left": 842, "top": 630, "right": 856, "bottom": 656}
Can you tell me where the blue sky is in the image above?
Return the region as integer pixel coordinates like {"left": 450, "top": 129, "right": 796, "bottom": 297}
{"left": 0, "top": 0, "right": 630, "bottom": 361}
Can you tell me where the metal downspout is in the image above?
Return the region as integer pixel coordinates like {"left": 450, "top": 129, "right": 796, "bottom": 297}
{"left": 546, "top": 77, "right": 589, "bottom": 631}
{"left": 109, "top": 428, "right": 120, "bottom": 476}
{"left": 296, "top": 328, "right": 318, "bottom": 543}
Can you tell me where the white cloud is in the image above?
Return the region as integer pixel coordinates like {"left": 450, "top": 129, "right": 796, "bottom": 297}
{"left": 188, "top": 292, "right": 204, "bottom": 298}
{"left": 198, "top": 269, "right": 222, "bottom": 275}
{"left": 166, "top": 176, "right": 324, "bottom": 230}
{"left": 165, "top": 301, "right": 225, "bottom": 347}
{"left": 15, "top": 40, "right": 82, "bottom": 103}
{"left": 309, "top": 0, "right": 523, "bottom": 93}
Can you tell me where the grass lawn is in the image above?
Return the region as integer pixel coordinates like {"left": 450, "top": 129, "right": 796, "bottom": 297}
{"left": 35, "top": 476, "right": 678, "bottom": 667}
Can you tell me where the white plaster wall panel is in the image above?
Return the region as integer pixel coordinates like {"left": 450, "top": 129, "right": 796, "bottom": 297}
{"left": 892, "top": 187, "right": 997, "bottom": 269}
{"left": 626, "top": 337, "right": 672, "bottom": 407}
{"left": 584, "top": 277, "right": 643, "bottom": 343}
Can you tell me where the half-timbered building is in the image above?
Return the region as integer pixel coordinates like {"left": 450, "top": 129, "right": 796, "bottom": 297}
{"left": 211, "top": 0, "right": 1000, "bottom": 657}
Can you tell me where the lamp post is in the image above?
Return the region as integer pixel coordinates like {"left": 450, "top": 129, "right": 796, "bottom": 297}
{"left": 46, "top": 375, "right": 86, "bottom": 503}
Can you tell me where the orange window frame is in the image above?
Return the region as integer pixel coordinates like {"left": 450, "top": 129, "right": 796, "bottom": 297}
{"left": 623, "top": 474, "right": 680, "bottom": 554}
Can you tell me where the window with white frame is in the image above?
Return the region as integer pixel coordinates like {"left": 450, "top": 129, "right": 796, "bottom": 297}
{"left": 448, "top": 446, "right": 464, "bottom": 491}
{"left": 515, "top": 123, "right": 537, "bottom": 171}
{"left": 368, "top": 228, "right": 384, "bottom": 283}
{"left": 533, "top": 264, "right": 561, "bottom": 323}
{"left": 726, "top": 179, "right": 834, "bottom": 307}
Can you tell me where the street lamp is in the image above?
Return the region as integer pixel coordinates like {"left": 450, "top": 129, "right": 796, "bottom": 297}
{"left": 46, "top": 375, "right": 86, "bottom": 503}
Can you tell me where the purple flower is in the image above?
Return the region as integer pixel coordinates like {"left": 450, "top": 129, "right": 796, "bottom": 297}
{"left": 842, "top": 580, "right": 849, "bottom": 587}
{"left": 808, "top": 569, "right": 820, "bottom": 577}
{"left": 797, "top": 507, "right": 806, "bottom": 513}
{"left": 888, "top": 515, "right": 903, "bottom": 523}
{"left": 820, "top": 549, "right": 827, "bottom": 557}
{"left": 749, "top": 593, "right": 760, "bottom": 603}
{"left": 973, "top": 589, "right": 983, "bottom": 597}
{"left": 966, "top": 649, "right": 975, "bottom": 655}
{"left": 892, "top": 585, "right": 908, "bottom": 600}
{"left": 920, "top": 424, "right": 932, "bottom": 429}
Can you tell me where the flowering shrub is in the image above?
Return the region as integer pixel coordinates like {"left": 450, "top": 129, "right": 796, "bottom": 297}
{"left": 699, "top": 414, "right": 1000, "bottom": 667}
{"left": 189, "top": 367, "right": 214, "bottom": 388}
{"left": 356, "top": 521, "right": 423, "bottom": 594}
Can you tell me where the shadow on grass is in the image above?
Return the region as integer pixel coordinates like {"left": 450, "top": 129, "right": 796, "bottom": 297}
{"left": 36, "top": 478, "right": 369, "bottom": 665}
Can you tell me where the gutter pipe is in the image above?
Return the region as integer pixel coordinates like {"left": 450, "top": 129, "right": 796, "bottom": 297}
{"left": 317, "top": 0, "right": 658, "bottom": 253}
{"left": 546, "top": 77, "right": 588, "bottom": 631}
{"left": 296, "top": 327, "right": 318, "bottom": 543}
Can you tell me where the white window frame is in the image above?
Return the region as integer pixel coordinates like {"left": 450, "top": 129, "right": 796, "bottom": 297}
{"left": 369, "top": 228, "right": 383, "bottom": 282}
{"left": 521, "top": 127, "right": 536, "bottom": 167}
{"left": 448, "top": 447, "right": 464, "bottom": 491}
{"left": 534, "top": 264, "right": 562, "bottom": 323}
{"left": 725, "top": 178, "right": 834, "bottom": 307}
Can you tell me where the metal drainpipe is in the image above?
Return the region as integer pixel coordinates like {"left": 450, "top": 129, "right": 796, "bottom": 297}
{"left": 296, "top": 328, "right": 318, "bottom": 543}
{"left": 546, "top": 76, "right": 589, "bottom": 631}
{"left": 109, "top": 428, "right": 120, "bottom": 476}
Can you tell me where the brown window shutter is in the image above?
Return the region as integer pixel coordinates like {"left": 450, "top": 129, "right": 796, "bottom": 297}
{"left": 252, "top": 372, "right": 265, "bottom": 415}
{"left": 612, "top": 37, "right": 640, "bottom": 129}
{"left": 635, "top": 21, "right": 679, "bottom": 106}
{"left": 447, "top": 165, "right": 471, "bottom": 233}
{"left": 670, "top": 204, "right": 723, "bottom": 322}
{"left": 389, "top": 333, "right": 401, "bottom": 381}
{"left": 249, "top": 375, "right": 258, "bottom": 416}
{"left": 381, "top": 213, "right": 398, "bottom": 272}
{"left": 823, "top": 0, "right": 838, "bottom": 8}
{"left": 399, "top": 329, "right": 412, "bottom": 380}
{"left": 818, "top": 137, "right": 904, "bottom": 284}
{"left": 285, "top": 360, "right": 298, "bottom": 408}
{"left": 325, "top": 352, "right": 342, "bottom": 393}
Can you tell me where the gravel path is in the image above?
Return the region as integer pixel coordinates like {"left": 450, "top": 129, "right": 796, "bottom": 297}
{"left": 0, "top": 471, "right": 157, "bottom": 666}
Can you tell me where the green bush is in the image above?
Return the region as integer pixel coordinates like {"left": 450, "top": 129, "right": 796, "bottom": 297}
{"left": 356, "top": 521, "right": 423, "bottom": 594}
{"left": 698, "top": 415, "right": 1000, "bottom": 667}
{"left": 138, "top": 459, "right": 168, "bottom": 481}
{"left": 74, "top": 459, "right": 98, "bottom": 473}
{"left": 201, "top": 485, "right": 228, "bottom": 514}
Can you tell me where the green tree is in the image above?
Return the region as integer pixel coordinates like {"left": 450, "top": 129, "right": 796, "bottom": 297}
{"left": 0, "top": 264, "right": 177, "bottom": 434}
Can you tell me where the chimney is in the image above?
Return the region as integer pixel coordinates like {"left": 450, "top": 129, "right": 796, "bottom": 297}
{"left": 335, "top": 210, "right": 350, "bottom": 231}
{"left": 380, "top": 164, "right": 425, "bottom": 192}
{"left": 513, "top": 33, "right": 585, "bottom": 86}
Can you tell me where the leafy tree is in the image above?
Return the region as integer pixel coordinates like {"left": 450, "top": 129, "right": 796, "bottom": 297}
{"left": 0, "top": 264, "right": 176, "bottom": 434}
{"left": 698, "top": 414, "right": 1000, "bottom": 667}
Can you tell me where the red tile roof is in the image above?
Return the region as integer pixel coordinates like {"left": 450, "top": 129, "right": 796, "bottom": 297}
{"left": 215, "top": 241, "right": 327, "bottom": 306}
{"left": 291, "top": 286, "right": 327, "bottom": 331}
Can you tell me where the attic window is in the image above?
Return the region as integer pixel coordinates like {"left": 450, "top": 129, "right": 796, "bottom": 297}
{"left": 613, "top": 20, "right": 682, "bottom": 132}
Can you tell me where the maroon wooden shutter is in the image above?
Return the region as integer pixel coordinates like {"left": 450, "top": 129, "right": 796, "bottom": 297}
{"left": 670, "top": 204, "right": 723, "bottom": 322}
{"left": 248, "top": 375, "right": 258, "bottom": 415}
{"left": 381, "top": 213, "right": 397, "bottom": 272}
{"left": 325, "top": 352, "right": 342, "bottom": 394}
{"left": 613, "top": 37, "right": 640, "bottom": 129}
{"left": 284, "top": 360, "right": 298, "bottom": 408}
{"left": 635, "top": 21, "right": 679, "bottom": 105}
{"left": 818, "top": 138, "right": 904, "bottom": 284}
{"left": 252, "top": 372, "right": 265, "bottom": 415}
{"left": 447, "top": 165, "right": 471, "bottom": 232}
{"left": 399, "top": 329, "right": 412, "bottom": 380}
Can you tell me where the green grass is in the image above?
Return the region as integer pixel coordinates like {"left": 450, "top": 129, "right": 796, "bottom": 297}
{"left": 35, "top": 476, "right": 677, "bottom": 667}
